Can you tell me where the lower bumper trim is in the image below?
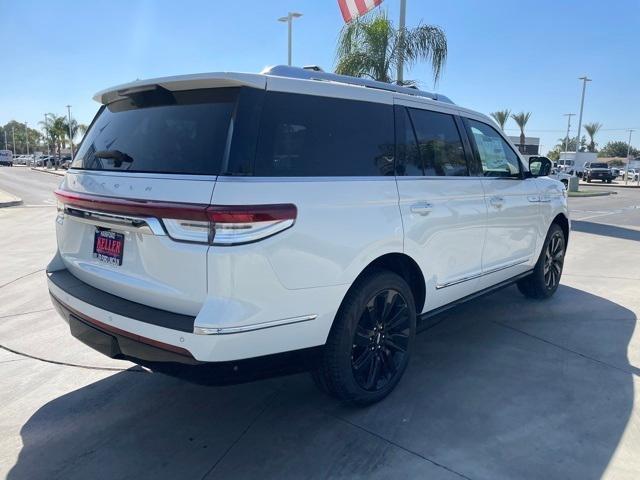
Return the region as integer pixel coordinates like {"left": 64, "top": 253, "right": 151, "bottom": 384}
{"left": 51, "top": 293, "right": 199, "bottom": 364}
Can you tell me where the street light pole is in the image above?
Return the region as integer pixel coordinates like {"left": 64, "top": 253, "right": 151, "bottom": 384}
{"left": 66, "top": 105, "right": 75, "bottom": 158}
{"left": 624, "top": 129, "right": 634, "bottom": 185}
{"left": 12, "top": 126, "right": 15, "bottom": 154}
{"left": 574, "top": 76, "right": 591, "bottom": 153}
{"left": 563, "top": 113, "right": 575, "bottom": 162}
{"left": 44, "top": 114, "right": 50, "bottom": 157}
{"left": 24, "top": 122, "right": 29, "bottom": 157}
{"left": 278, "top": 12, "right": 303, "bottom": 66}
{"left": 396, "top": 0, "right": 407, "bottom": 84}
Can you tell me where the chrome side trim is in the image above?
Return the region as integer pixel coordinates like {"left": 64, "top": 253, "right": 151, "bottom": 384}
{"left": 216, "top": 176, "right": 397, "bottom": 183}
{"left": 435, "top": 259, "right": 530, "bottom": 290}
{"left": 64, "top": 206, "right": 166, "bottom": 235}
{"left": 66, "top": 169, "right": 218, "bottom": 181}
{"left": 194, "top": 314, "right": 317, "bottom": 335}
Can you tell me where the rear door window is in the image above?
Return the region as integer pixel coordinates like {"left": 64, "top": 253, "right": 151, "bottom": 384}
{"left": 396, "top": 107, "right": 468, "bottom": 176}
{"left": 72, "top": 88, "right": 239, "bottom": 175}
{"left": 254, "top": 92, "right": 394, "bottom": 176}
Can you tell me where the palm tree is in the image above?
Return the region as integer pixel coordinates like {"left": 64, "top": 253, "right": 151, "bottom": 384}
{"left": 335, "top": 11, "right": 447, "bottom": 85}
{"left": 511, "top": 112, "right": 531, "bottom": 153}
{"left": 583, "top": 122, "right": 602, "bottom": 152}
{"left": 490, "top": 110, "right": 511, "bottom": 131}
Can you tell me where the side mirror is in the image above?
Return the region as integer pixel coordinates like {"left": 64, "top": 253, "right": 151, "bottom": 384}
{"left": 529, "top": 157, "right": 552, "bottom": 177}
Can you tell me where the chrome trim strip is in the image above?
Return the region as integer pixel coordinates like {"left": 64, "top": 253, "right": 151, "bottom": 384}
{"left": 193, "top": 314, "right": 317, "bottom": 335}
{"left": 64, "top": 206, "right": 166, "bottom": 235}
{"left": 435, "top": 259, "right": 530, "bottom": 290}
{"left": 216, "top": 176, "right": 397, "bottom": 183}
{"left": 66, "top": 169, "right": 218, "bottom": 182}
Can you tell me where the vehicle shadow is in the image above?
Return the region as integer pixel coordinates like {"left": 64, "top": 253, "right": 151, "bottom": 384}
{"left": 572, "top": 220, "right": 640, "bottom": 242}
{"left": 7, "top": 285, "right": 637, "bottom": 480}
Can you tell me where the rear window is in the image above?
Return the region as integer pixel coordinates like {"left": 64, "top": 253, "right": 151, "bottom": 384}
{"left": 254, "top": 92, "right": 394, "bottom": 176}
{"left": 71, "top": 88, "right": 238, "bottom": 175}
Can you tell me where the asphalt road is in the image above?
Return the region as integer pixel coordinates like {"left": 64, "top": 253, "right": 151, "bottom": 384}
{"left": 1, "top": 170, "right": 639, "bottom": 480}
{"left": 0, "top": 166, "right": 62, "bottom": 206}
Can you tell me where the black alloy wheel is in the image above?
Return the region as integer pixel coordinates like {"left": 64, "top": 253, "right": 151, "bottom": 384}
{"left": 517, "top": 223, "right": 566, "bottom": 299}
{"left": 311, "top": 270, "right": 416, "bottom": 405}
{"left": 543, "top": 230, "right": 565, "bottom": 290}
{"left": 351, "top": 289, "right": 410, "bottom": 392}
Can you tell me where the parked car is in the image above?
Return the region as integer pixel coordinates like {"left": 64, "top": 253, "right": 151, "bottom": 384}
{"left": 549, "top": 168, "right": 572, "bottom": 189}
{"left": 0, "top": 150, "right": 13, "bottom": 166}
{"left": 624, "top": 169, "right": 639, "bottom": 182}
{"left": 583, "top": 162, "right": 614, "bottom": 183}
{"left": 48, "top": 66, "right": 570, "bottom": 405}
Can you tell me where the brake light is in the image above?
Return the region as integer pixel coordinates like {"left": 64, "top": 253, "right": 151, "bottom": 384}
{"left": 54, "top": 189, "right": 296, "bottom": 246}
{"left": 207, "top": 204, "right": 297, "bottom": 245}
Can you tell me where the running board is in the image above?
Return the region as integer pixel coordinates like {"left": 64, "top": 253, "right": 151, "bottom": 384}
{"left": 419, "top": 270, "right": 534, "bottom": 327}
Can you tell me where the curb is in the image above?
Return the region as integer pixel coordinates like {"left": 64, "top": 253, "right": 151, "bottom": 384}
{"left": 568, "top": 191, "right": 612, "bottom": 198}
{"left": 0, "top": 190, "right": 23, "bottom": 208}
{"left": 30, "top": 167, "right": 65, "bottom": 177}
{"left": 578, "top": 182, "right": 639, "bottom": 189}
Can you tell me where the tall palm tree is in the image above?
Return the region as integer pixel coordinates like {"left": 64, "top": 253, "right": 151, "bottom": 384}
{"left": 511, "top": 112, "right": 531, "bottom": 153}
{"left": 583, "top": 122, "right": 602, "bottom": 152}
{"left": 490, "top": 110, "right": 511, "bottom": 131}
{"left": 335, "top": 11, "right": 447, "bottom": 85}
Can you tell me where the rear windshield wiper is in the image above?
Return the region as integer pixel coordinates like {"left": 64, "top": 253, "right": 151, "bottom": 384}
{"left": 94, "top": 150, "right": 134, "bottom": 168}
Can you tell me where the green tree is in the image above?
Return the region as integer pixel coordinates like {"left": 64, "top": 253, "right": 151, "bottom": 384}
{"left": 598, "top": 140, "right": 639, "bottom": 158}
{"left": 583, "top": 122, "right": 602, "bottom": 152}
{"left": 335, "top": 11, "right": 447, "bottom": 85}
{"left": 510, "top": 112, "right": 531, "bottom": 153}
{"left": 1, "top": 120, "right": 42, "bottom": 154}
{"left": 489, "top": 110, "right": 510, "bottom": 131}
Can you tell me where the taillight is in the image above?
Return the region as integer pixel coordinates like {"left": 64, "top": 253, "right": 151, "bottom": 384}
{"left": 54, "top": 189, "right": 296, "bottom": 246}
{"left": 162, "top": 205, "right": 296, "bottom": 245}
{"left": 206, "top": 204, "right": 297, "bottom": 246}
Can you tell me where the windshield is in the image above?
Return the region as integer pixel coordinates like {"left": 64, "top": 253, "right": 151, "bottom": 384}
{"left": 591, "top": 163, "right": 609, "bottom": 168}
{"left": 71, "top": 88, "right": 238, "bottom": 175}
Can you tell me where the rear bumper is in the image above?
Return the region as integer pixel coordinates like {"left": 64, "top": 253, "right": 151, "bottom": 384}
{"left": 48, "top": 267, "right": 335, "bottom": 364}
{"left": 51, "top": 293, "right": 321, "bottom": 383}
{"left": 51, "top": 294, "right": 199, "bottom": 365}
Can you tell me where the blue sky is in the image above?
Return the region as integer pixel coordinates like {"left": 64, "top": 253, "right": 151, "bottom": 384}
{"left": 1, "top": 0, "right": 639, "bottom": 153}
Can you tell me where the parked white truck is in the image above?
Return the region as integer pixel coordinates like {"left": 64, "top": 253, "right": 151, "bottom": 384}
{"left": 557, "top": 151, "right": 598, "bottom": 177}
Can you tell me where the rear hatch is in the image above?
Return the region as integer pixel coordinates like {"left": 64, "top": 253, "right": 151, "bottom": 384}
{"left": 55, "top": 86, "right": 243, "bottom": 316}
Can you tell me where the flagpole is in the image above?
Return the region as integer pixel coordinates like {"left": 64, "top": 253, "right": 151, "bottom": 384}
{"left": 396, "top": 0, "right": 406, "bottom": 84}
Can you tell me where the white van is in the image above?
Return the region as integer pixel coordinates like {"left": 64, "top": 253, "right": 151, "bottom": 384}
{"left": 48, "top": 66, "right": 569, "bottom": 404}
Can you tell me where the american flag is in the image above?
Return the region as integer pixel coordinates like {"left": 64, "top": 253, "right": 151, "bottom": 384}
{"left": 337, "top": 0, "right": 384, "bottom": 23}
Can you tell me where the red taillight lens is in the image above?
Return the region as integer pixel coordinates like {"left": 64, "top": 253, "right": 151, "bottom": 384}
{"left": 206, "top": 204, "right": 297, "bottom": 245}
{"left": 206, "top": 204, "right": 297, "bottom": 224}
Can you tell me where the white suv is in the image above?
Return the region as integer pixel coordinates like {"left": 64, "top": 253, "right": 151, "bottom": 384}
{"left": 48, "top": 66, "right": 569, "bottom": 404}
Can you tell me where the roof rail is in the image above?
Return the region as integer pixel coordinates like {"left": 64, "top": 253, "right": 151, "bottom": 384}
{"left": 261, "top": 65, "right": 454, "bottom": 104}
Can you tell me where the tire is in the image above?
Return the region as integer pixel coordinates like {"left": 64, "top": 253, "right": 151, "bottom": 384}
{"left": 312, "top": 270, "right": 416, "bottom": 405}
{"left": 517, "top": 224, "right": 566, "bottom": 299}
{"left": 586, "top": 177, "right": 591, "bottom": 183}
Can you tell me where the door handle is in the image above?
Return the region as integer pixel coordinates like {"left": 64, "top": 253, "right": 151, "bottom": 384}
{"left": 410, "top": 202, "right": 434, "bottom": 215}
{"left": 489, "top": 195, "right": 505, "bottom": 208}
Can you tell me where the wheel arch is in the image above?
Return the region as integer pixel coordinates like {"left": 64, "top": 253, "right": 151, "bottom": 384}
{"left": 552, "top": 212, "right": 570, "bottom": 246}
{"left": 347, "top": 253, "right": 426, "bottom": 315}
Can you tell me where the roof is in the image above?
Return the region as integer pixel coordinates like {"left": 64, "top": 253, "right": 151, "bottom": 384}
{"left": 93, "top": 65, "right": 455, "bottom": 106}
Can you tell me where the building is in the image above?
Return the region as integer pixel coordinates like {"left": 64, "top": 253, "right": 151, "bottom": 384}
{"left": 507, "top": 136, "right": 540, "bottom": 156}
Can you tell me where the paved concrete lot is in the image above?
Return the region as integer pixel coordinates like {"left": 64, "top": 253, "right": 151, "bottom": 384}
{"left": 1, "top": 169, "right": 639, "bottom": 479}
